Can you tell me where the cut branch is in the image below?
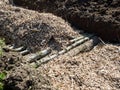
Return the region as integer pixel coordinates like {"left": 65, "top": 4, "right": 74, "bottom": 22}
{"left": 27, "top": 48, "right": 51, "bottom": 63}
{"left": 20, "top": 49, "right": 30, "bottom": 55}
{"left": 70, "top": 34, "right": 93, "bottom": 43}
{"left": 31, "top": 35, "right": 95, "bottom": 67}
{"left": 3, "top": 45, "right": 26, "bottom": 52}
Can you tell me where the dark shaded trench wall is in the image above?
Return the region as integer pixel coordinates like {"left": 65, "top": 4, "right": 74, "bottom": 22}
{"left": 13, "top": 0, "right": 120, "bottom": 42}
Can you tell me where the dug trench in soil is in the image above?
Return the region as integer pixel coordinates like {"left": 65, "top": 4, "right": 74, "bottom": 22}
{"left": 12, "top": 0, "right": 120, "bottom": 42}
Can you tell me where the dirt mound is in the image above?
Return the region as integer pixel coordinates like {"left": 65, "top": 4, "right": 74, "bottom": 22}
{"left": 0, "top": 5, "right": 79, "bottom": 52}
{"left": 43, "top": 44, "right": 120, "bottom": 89}
{"left": 13, "top": 0, "right": 120, "bottom": 42}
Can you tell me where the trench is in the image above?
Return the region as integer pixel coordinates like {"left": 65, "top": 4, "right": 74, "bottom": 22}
{"left": 12, "top": 0, "right": 120, "bottom": 42}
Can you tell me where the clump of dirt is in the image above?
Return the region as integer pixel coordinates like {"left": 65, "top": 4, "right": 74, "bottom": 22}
{"left": 4, "top": 64, "right": 53, "bottom": 90}
{"left": 0, "top": 5, "right": 79, "bottom": 52}
{"left": 13, "top": 0, "right": 120, "bottom": 42}
{"left": 0, "top": 51, "right": 22, "bottom": 71}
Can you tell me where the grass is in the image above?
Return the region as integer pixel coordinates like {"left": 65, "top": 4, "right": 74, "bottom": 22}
{"left": 0, "top": 38, "right": 6, "bottom": 90}
{"left": 0, "top": 72, "right": 7, "bottom": 90}
{"left": 0, "top": 38, "right": 5, "bottom": 57}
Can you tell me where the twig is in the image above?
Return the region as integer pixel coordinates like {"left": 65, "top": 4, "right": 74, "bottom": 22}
{"left": 98, "top": 37, "right": 106, "bottom": 45}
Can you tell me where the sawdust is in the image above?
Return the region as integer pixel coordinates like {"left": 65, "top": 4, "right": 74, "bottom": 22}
{"left": 41, "top": 44, "right": 120, "bottom": 90}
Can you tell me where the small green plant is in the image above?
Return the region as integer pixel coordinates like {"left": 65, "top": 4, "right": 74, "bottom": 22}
{"left": 0, "top": 38, "right": 5, "bottom": 57}
{"left": 0, "top": 72, "right": 7, "bottom": 90}
{"left": 0, "top": 39, "right": 6, "bottom": 90}
{"left": 0, "top": 72, "right": 6, "bottom": 81}
{"left": 0, "top": 83, "right": 3, "bottom": 90}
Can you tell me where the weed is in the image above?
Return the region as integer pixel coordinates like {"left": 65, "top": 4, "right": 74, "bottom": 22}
{"left": 0, "top": 38, "right": 5, "bottom": 57}
{"left": 0, "top": 72, "right": 7, "bottom": 90}
{"left": 0, "top": 38, "right": 6, "bottom": 90}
